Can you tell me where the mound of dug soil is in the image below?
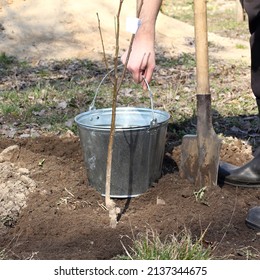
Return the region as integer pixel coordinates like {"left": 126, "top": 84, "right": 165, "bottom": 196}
{"left": 0, "top": 145, "right": 37, "bottom": 232}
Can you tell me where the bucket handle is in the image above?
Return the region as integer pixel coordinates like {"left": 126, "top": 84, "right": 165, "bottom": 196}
{"left": 88, "top": 66, "right": 158, "bottom": 127}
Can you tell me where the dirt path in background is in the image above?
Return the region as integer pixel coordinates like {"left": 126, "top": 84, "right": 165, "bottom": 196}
{"left": 0, "top": 0, "right": 250, "bottom": 63}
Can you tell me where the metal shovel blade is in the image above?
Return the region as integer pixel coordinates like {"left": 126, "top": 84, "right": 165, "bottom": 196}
{"left": 180, "top": 132, "right": 221, "bottom": 187}
{"left": 180, "top": 95, "right": 221, "bottom": 187}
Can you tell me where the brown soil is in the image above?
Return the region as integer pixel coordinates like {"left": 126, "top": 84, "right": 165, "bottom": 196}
{"left": 0, "top": 134, "right": 260, "bottom": 260}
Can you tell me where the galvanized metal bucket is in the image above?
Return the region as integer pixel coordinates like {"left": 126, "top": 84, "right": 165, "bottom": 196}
{"left": 75, "top": 76, "right": 170, "bottom": 198}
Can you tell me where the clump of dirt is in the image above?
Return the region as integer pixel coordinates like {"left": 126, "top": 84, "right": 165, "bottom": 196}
{"left": 0, "top": 145, "right": 37, "bottom": 231}
{"left": 220, "top": 137, "right": 253, "bottom": 164}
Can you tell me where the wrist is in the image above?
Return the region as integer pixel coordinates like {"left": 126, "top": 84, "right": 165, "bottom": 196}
{"left": 135, "top": 20, "right": 156, "bottom": 40}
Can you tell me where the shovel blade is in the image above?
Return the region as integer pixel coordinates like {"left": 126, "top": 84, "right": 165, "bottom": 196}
{"left": 179, "top": 132, "right": 221, "bottom": 188}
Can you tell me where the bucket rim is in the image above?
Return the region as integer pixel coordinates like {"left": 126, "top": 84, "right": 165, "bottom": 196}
{"left": 75, "top": 107, "right": 170, "bottom": 131}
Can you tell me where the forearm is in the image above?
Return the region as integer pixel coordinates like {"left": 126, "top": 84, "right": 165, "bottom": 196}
{"left": 137, "top": 0, "right": 162, "bottom": 23}
{"left": 137, "top": 0, "right": 162, "bottom": 39}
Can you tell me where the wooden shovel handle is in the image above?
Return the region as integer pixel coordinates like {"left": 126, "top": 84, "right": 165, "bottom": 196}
{"left": 194, "top": 0, "right": 209, "bottom": 94}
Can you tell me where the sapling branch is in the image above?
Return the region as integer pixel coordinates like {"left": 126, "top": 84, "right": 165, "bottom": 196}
{"left": 96, "top": 12, "right": 109, "bottom": 71}
{"left": 104, "top": 0, "right": 124, "bottom": 228}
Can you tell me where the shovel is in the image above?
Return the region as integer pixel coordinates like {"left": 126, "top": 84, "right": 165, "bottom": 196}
{"left": 179, "top": 0, "right": 221, "bottom": 188}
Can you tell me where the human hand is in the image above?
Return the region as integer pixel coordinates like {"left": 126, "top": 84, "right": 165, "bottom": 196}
{"left": 121, "top": 37, "right": 155, "bottom": 90}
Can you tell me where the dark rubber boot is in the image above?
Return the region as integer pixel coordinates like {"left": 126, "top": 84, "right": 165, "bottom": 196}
{"left": 218, "top": 154, "right": 260, "bottom": 187}
{"left": 218, "top": 99, "right": 260, "bottom": 187}
{"left": 245, "top": 206, "right": 260, "bottom": 231}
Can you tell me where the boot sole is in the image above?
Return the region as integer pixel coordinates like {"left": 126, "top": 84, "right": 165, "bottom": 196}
{"left": 221, "top": 179, "right": 260, "bottom": 188}
{"left": 245, "top": 220, "right": 260, "bottom": 231}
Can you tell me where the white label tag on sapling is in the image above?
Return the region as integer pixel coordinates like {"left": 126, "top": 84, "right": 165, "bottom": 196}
{"left": 126, "top": 17, "right": 141, "bottom": 34}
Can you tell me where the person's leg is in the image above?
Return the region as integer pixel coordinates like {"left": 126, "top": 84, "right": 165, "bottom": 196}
{"left": 219, "top": 1, "right": 260, "bottom": 231}
{"left": 242, "top": 0, "right": 260, "bottom": 124}
{"left": 243, "top": 0, "right": 260, "bottom": 105}
{"left": 218, "top": 0, "right": 260, "bottom": 188}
